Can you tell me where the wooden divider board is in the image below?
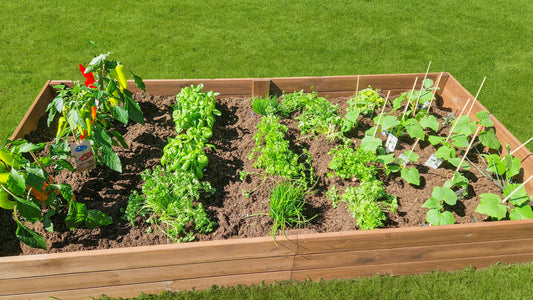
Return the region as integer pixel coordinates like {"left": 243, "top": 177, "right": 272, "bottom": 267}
{"left": 4, "top": 73, "right": 533, "bottom": 299}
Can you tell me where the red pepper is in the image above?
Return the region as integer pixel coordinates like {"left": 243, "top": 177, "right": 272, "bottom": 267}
{"left": 79, "top": 64, "right": 96, "bottom": 88}
{"left": 80, "top": 130, "right": 86, "bottom": 140}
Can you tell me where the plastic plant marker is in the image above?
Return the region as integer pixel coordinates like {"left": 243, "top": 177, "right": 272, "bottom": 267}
{"left": 425, "top": 153, "right": 443, "bottom": 169}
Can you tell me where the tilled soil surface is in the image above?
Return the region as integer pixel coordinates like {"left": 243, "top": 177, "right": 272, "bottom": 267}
{"left": 0, "top": 92, "right": 503, "bottom": 256}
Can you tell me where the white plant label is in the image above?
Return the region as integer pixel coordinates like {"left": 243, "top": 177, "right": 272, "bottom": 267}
{"left": 455, "top": 187, "right": 467, "bottom": 200}
{"left": 424, "top": 153, "right": 443, "bottom": 169}
{"left": 398, "top": 153, "right": 409, "bottom": 167}
{"left": 385, "top": 134, "right": 398, "bottom": 153}
{"left": 70, "top": 139, "right": 96, "bottom": 172}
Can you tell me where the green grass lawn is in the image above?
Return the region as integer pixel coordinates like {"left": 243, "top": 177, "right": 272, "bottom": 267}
{"left": 1, "top": 0, "right": 532, "bottom": 298}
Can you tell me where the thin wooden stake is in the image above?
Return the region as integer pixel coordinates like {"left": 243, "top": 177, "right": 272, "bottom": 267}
{"left": 354, "top": 75, "right": 360, "bottom": 102}
{"left": 412, "top": 62, "right": 432, "bottom": 117}
{"left": 446, "top": 98, "right": 471, "bottom": 143}
{"left": 405, "top": 138, "right": 420, "bottom": 162}
{"left": 501, "top": 175, "right": 533, "bottom": 203}
{"left": 466, "top": 76, "right": 487, "bottom": 117}
{"left": 510, "top": 136, "right": 533, "bottom": 155}
{"left": 402, "top": 77, "right": 419, "bottom": 120}
{"left": 373, "top": 91, "right": 391, "bottom": 139}
{"left": 454, "top": 125, "right": 482, "bottom": 174}
{"left": 427, "top": 71, "right": 444, "bottom": 114}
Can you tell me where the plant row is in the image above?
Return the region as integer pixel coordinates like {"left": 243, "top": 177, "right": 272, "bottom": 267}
{"left": 125, "top": 85, "right": 220, "bottom": 242}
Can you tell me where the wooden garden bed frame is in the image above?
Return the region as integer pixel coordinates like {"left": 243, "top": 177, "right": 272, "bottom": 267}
{"left": 2, "top": 73, "right": 533, "bottom": 299}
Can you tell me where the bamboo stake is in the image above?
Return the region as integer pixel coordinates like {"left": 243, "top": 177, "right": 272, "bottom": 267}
{"left": 405, "top": 138, "right": 420, "bottom": 163}
{"left": 412, "top": 62, "right": 432, "bottom": 117}
{"left": 373, "top": 91, "right": 391, "bottom": 139}
{"left": 354, "top": 74, "right": 360, "bottom": 102}
{"left": 501, "top": 175, "right": 533, "bottom": 203}
{"left": 427, "top": 71, "right": 444, "bottom": 113}
{"left": 454, "top": 125, "right": 482, "bottom": 174}
{"left": 510, "top": 136, "right": 533, "bottom": 156}
{"left": 446, "top": 98, "right": 471, "bottom": 143}
{"left": 466, "top": 76, "right": 487, "bottom": 117}
{"left": 402, "top": 77, "right": 419, "bottom": 120}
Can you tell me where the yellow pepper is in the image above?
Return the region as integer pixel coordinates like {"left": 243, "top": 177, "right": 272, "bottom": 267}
{"left": 0, "top": 149, "right": 18, "bottom": 169}
{"left": 0, "top": 189, "right": 15, "bottom": 209}
{"left": 56, "top": 117, "right": 66, "bottom": 138}
{"left": 116, "top": 64, "right": 128, "bottom": 91}
{"left": 85, "top": 118, "right": 92, "bottom": 137}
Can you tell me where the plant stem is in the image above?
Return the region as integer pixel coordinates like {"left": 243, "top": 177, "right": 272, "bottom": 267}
{"left": 427, "top": 71, "right": 443, "bottom": 114}
{"left": 412, "top": 62, "right": 431, "bottom": 117}
{"left": 402, "top": 77, "right": 418, "bottom": 120}
{"left": 454, "top": 125, "right": 482, "bottom": 175}
{"left": 446, "top": 98, "right": 471, "bottom": 142}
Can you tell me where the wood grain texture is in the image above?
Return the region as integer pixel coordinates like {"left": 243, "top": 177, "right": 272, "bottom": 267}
{"left": 4, "top": 73, "right": 533, "bottom": 299}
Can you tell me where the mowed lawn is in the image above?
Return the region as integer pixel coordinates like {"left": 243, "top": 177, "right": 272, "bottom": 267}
{"left": 1, "top": 0, "right": 533, "bottom": 299}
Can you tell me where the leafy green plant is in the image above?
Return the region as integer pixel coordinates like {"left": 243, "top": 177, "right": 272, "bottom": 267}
{"left": 422, "top": 172, "right": 469, "bottom": 225}
{"left": 328, "top": 143, "right": 377, "bottom": 181}
{"left": 341, "top": 179, "right": 398, "bottom": 230}
{"left": 46, "top": 51, "right": 145, "bottom": 173}
{"left": 475, "top": 183, "right": 533, "bottom": 221}
{"left": 126, "top": 85, "right": 218, "bottom": 242}
{"left": 251, "top": 96, "right": 277, "bottom": 116}
{"left": 0, "top": 140, "right": 111, "bottom": 249}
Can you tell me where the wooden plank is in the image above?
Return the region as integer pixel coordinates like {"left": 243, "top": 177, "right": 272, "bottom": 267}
{"left": 291, "top": 253, "right": 533, "bottom": 281}
{"left": 0, "top": 255, "right": 293, "bottom": 296}
{"left": 0, "top": 235, "right": 297, "bottom": 279}
{"left": 295, "top": 219, "right": 533, "bottom": 255}
{"left": 292, "top": 237, "right": 533, "bottom": 271}
{"left": 269, "top": 73, "right": 449, "bottom": 95}
{"left": 0, "top": 270, "right": 292, "bottom": 300}
{"left": 10, "top": 81, "right": 55, "bottom": 140}
{"left": 252, "top": 79, "right": 271, "bottom": 97}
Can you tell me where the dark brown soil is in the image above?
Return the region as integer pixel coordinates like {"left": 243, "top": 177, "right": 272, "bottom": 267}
{"left": 0, "top": 92, "right": 504, "bottom": 257}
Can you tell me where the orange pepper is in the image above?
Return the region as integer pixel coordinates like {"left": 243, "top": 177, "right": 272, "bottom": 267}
{"left": 91, "top": 106, "right": 97, "bottom": 125}
{"left": 31, "top": 176, "right": 54, "bottom": 202}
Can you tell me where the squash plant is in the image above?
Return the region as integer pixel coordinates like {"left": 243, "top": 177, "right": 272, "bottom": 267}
{"left": 46, "top": 52, "right": 145, "bottom": 173}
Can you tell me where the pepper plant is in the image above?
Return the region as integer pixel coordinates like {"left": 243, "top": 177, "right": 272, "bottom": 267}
{"left": 0, "top": 140, "right": 111, "bottom": 249}
{"left": 46, "top": 52, "right": 145, "bottom": 173}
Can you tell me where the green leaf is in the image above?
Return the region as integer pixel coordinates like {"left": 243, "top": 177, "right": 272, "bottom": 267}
{"left": 435, "top": 145, "right": 456, "bottom": 160}
{"left": 476, "top": 111, "right": 494, "bottom": 127}
{"left": 422, "top": 197, "right": 443, "bottom": 210}
{"left": 420, "top": 115, "right": 439, "bottom": 132}
{"left": 8, "top": 168, "right": 26, "bottom": 196}
{"left": 377, "top": 153, "right": 395, "bottom": 165}
{"left": 25, "top": 166, "right": 46, "bottom": 191}
{"left": 432, "top": 186, "right": 457, "bottom": 206}
{"left": 110, "top": 130, "right": 129, "bottom": 149}
{"left": 112, "top": 104, "right": 129, "bottom": 124}
{"left": 453, "top": 116, "right": 476, "bottom": 136}
{"left": 401, "top": 167, "right": 420, "bottom": 186}
{"left": 447, "top": 157, "right": 470, "bottom": 170}
{"left": 85, "top": 210, "right": 113, "bottom": 229}
{"left": 43, "top": 209, "right": 55, "bottom": 232}
{"left": 360, "top": 136, "right": 382, "bottom": 153}
{"left": 476, "top": 193, "right": 507, "bottom": 220}
{"left": 86, "top": 52, "right": 112, "bottom": 73}
{"left": 18, "top": 142, "right": 45, "bottom": 153}
{"left": 124, "top": 91, "right": 145, "bottom": 125}
{"left": 428, "top": 135, "right": 446, "bottom": 145}
{"left": 478, "top": 128, "right": 501, "bottom": 150}
{"left": 15, "top": 196, "right": 42, "bottom": 223}
{"left": 345, "top": 110, "right": 359, "bottom": 123}
{"left": 52, "top": 183, "right": 74, "bottom": 202}
{"left": 423, "top": 78, "right": 434, "bottom": 89}
{"left": 504, "top": 155, "right": 521, "bottom": 179}
{"left": 101, "top": 145, "right": 122, "bottom": 173}
{"left": 450, "top": 134, "right": 469, "bottom": 148}
{"left": 375, "top": 115, "right": 400, "bottom": 131}
{"left": 427, "top": 209, "right": 454, "bottom": 225}
{"left": 16, "top": 222, "right": 47, "bottom": 249}
{"left": 405, "top": 118, "right": 425, "bottom": 140}
{"left": 509, "top": 205, "right": 533, "bottom": 220}
{"left": 65, "top": 201, "right": 88, "bottom": 229}
{"left": 131, "top": 71, "right": 146, "bottom": 92}
{"left": 504, "top": 184, "right": 529, "bottom": 206}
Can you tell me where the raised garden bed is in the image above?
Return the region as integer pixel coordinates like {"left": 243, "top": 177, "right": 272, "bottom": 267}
{"left": 2, "top": 73, "right": 533, "bottom": 299}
